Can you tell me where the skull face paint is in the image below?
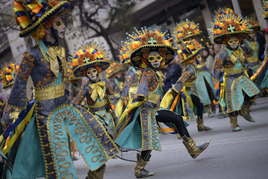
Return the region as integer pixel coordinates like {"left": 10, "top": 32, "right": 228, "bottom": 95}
{"left": 52, "top": 17, "right": 66, "bottom": 39}
{"left": 227, "top": 37, "right": 240, "bottom": 50}
{"left": 86, "top": 67, "right": 99, "bottom": 82}
{"left": 148, "top": 51, "right": 163, "bottom": 69}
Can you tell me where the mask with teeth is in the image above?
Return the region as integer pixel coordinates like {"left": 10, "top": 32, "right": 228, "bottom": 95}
{"left": 227, "top": 37, "right": 240, "bottom": 50}
{"left": 148, "top": 51, "right": 163, "bottom": 69}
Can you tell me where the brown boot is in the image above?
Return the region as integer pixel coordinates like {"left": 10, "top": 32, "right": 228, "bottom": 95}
{"left": 239, "top": 104, "right": 255, "bottom": 122}
{"left": 182, "top": 136, "right": 209, "bottom": 159}
{"left": 197, "top": 117, "right": 212, "bottom": 132}
{"left": 86, "top": 165, "right": 106, "bottom": 179}
{"left": 229, "top": 116, "right": 242, "bottom": 132}
{"left": 134, "top": 153, "right": 154, "bottom": 178}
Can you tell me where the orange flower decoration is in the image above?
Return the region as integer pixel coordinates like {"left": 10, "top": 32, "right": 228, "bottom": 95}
{"left": 0, "top": 63, "right": 19, "bottom": 89}
{"left": 71, "top": 42, "right": 111, "bottom": 77}
{"left": 209, "top": 11, "right": 251, "bottom": 44}
{"left": 119, "top": 27, "right": 175, "bottom": 68}
{"left": 174, "top": 20, "right": 202, "bottom": 42}
{"left": 177, "top": 38, "right": 204, "bottom": 63}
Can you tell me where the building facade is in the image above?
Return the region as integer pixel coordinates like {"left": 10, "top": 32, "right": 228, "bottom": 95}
{"left": 1, "top": 0, "right": 267, "bottom": 64}
{"left": 0, "top": 0, "right": 266, "bottom": 98}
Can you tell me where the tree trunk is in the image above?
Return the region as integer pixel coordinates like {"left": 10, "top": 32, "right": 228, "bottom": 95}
{"left": 102, "top": 32, "right": 118, "bottom": 61}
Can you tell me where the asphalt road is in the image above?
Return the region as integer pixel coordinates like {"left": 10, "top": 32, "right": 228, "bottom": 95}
{"left": 75, "top": 97, "right": 268, "bottom": 179}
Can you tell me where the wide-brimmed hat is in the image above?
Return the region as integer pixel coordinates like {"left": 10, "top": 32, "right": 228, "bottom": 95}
{"left": 210, "top": 12, "right": 251, "bottom": 44}
{"left": 71, "top": 43, "right": 110, "bottom": 77}
{"left": 118, "top": 45, "right": 131, "bottom": 64}
{"left": 214, "top": 8, "right": 236, "bottom": 18}
{"left": 177, "top": 38, "right": 205, "bottom": 64}
{"left": 121, "top": 28, "right": 175, "bottom": 69}
{"left": 13, "top": 0, "right": 71, "bottom": 37}
{"left": 106, "top": 62, "right": 128, "bottom": 78}
{"left": 174, "top": 20, "right": 202, "bottom": 42}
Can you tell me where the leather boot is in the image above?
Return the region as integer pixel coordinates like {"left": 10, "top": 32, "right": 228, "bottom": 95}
{"left": 182, "top": 136, "right": 209, "bottom": 159}
{"left": 229, "top": 116, "right": 241, "bottom": 132}
{"left": 134, "top": 153, "right": 154, "bottom": 178}
{"left": 239, "top": 104, "right": 255, "bottom": 122}
{"left": 196, "top": 117, "right": 212, "bottom": 132}
{"left": 86, "top": 165, "right": 106, "bottom": 179}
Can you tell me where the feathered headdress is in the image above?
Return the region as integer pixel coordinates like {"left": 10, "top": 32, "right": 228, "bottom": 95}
{"left": 121, "top": 27, "right": 175, "bottom": 68}
{"left": 71, "top": 42, "right": 110, "bottom": 77}
{"left": 209, "top": 12, "right": 251, "bottom": 44}
{"left": 106, "top": 62, "right": 128, "bottom": 78}
{"left": 177, "top": 38, "right": 205, "bottom": 63}
{"left": 214, "top": 8, "right": 236, "bottom": 19}
{"left": 174, "top": 20, "right": 202, "bottom": 42}
{"left": 118, "top": 43, "right": 132, "bottom": 64}
{"left": 13, "top": 0, "right": 71, "bottom": 37}
{"left": 0, "top": 63, "right": 19, "bottom": 89}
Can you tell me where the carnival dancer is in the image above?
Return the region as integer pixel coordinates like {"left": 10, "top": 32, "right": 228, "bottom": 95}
{"left": 210, "top": 12, "right": 260, "bottom": 131}
{"left": 115, "top": 28, "right": 209, "bottom": 178}
{"left": 106, "top": 62, "right": 128, "bottom": 109}
{"left": 0, "top": 1, "right": 119, "bottom": 178}
{"left": 116, "top": 45, "right": 143, "bottom": 118}
{"left": 212, "top": 8, "right": 237, "bottom": 118}
{"left": 173, "top": 20, "right": 213, "bottom": 131}
{"left": 72, "top": 43, "right": 117, "bottom": 137}
{"left": 242, "top": 17, "right": 268, "bottom": 92}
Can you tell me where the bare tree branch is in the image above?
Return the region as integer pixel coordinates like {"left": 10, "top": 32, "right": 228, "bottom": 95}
{"left": 74, "top": 0, "right": 136, "bottom": 60}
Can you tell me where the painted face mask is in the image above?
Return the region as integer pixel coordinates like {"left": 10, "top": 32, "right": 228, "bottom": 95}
{"left": 52, "top": 17, "right": 66, "bottom": 39}
{"left": 227, "top": 37, "right": 240, "bottom": 50}
{"left": 86, "top": 67, "right": 99, "bottom": 82}
{"left": 148, "top": 51, "right": 163, "bottom": 69}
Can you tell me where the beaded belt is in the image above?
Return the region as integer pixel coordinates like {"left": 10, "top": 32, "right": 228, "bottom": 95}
{"left": 247, "top": 57, "right": 259, "bottom": 63}
{"left": 35, "top": 84, "right": 65, "bottom": 101}
{"left": 224, "top": 68, "right": 244, "bottom": 76}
